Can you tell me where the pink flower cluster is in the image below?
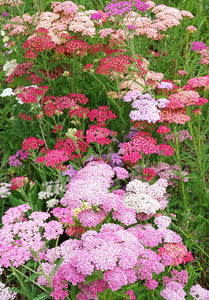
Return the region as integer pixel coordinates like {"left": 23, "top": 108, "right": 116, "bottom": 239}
{"left": 36, "top": 149, "right": 69, "bottom": 170}
{"left": 0, "top": 205, "right": 63, "bottom": 268}
{"left": 61, "top": 161, "right": 137, "bottom": 226}
{"left": 10, "top": 176, "right": 29, "bottom": 190}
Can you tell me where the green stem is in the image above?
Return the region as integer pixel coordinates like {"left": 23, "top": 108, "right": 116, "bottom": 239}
{"left": 170, "top": 222, "right": 209, "bottom": 259}
{"left": 35, "top": 252, "right": 53, "bottom": 289}
{"left": 11, "top": 265, "right": 50, "bottom": 296}
{"left": 10, "top": 266, "right": 31, "bottom": 298}
{"left": 50, "top": 235, "right": 60, "bottom": 280}
{"left": 173, "top": 126, "right": 187, "bottom": 208}
{"left": 188, "top": 120, "right": 207, "bottom": 193}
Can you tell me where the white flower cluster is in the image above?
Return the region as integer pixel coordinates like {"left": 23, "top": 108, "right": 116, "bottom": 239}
{"left": 3, "top": 59, "right": 18, "bottom": 76}
{"left": 38, "top": 179, "right": 65, "bottom": 200}
{"left": 0, "top": 88, "right": 15, "bottom": 97}
{"left": 123, "top": 179, "right": 168, "bottom": 215}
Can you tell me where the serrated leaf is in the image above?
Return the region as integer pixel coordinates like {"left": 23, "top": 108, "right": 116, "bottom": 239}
{"left": 24, "top": 272, "right": 42, "bottom": 282}
{"left": 31, "top": 292, "right": 50, "bottom": 300}
{"left": 10, "top": 287, "right": 22, "bottom": 293}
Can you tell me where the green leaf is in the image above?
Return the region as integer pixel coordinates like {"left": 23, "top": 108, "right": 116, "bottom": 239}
{"left": 32, "top": 292, "right": 50, "bottom": 300}
{"left": 83, "top": 270, "right": 103, "bottom": 285}
{"left": 24, "top": 272, "right": 42, "bottom": 282}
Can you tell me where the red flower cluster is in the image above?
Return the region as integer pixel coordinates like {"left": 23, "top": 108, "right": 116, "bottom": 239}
{"left": 51, "top": 124, "right": 63, "bottom": 133}
{"left": 88, "top": 43, "right": 124, "bottom": 56}
{"left": 157, "top": 126, "right": 171, "bottom": 135}
{"left": 10, "top": 176, "right": 29, "bottom": 191}
{"left": 87, "top": 106, "right": 117, "bottom": 126}
{"left": 69, "top": 106, "right": 90, "bottom": 118}
{"left": 143, "top": 168, "right": 156, "bottom": 181}
{"left": 22, "top": 137, "right": 45, "bottom": 151}
{"left": 121, "top": 131, "right": 174, "bottom": 165}
{"left": 42, "top": 93, "right": 88, "bottom": 117}
{"left": 85, "top": 125, "right": 117, "bottom": 145}
{"left": 23, "top": 35, "right": 56, "bottom": 59}
{"left": 18, "top": 113, "right": 33, "bottom": 121}
{"left": 55, "top": 39, "right": 90, "bottom": 56}
{"left": 54, "top": 134, "right": 88, "bottom": 161}
{"left": 96, "top": 55, "right": 145, "bottom": 76}
{"left": 17, "top": 86, "right": 49, "bottom": 104}
{"left": 6, "top": 61, "right": 33, "bottom": 83}
{"left": 158, "top": 144, "right": 174, "bottom": 156}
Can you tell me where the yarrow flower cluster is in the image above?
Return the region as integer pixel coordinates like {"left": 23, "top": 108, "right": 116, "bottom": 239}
{"left": 22, "top": 137, "right": 45, "bottom": 151}
{"left": 123, "top": 178, "right": 168, "bottom": 214}
{"left": 123, "top": 91, "right": 169, "bottom": 123}
{"left": 8, "top": 149, "right": 29, "bottom": 167}
{"left": 0, "top": 205, "right": 63, "bottom": 268}
{"left": 120, "top": 130, "right": 174, "bottom": 165}
{"left": 10, "top": 176, "right": 29, "bottom": 190}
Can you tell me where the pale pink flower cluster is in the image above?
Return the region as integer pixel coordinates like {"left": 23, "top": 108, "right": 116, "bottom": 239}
{"left": 68, "top": 12, "right": 95, "bottom": 37}
{"left": 118, "top": 3, "right": 193, "bottom": 41}
{"left": 151, "top": 162, "right": 189, "bottom": 186}
{"left": 3, "top": 15, "right": 33, "bottom": 36}
{"left": 3, "top": 1, "right": 96, "bottom": 43}
{"left": 61, "top": 161, "right": 137, "bottom": 226}
{"left": 186, "top": 25, "right": 197, "bottom": 33}
{"left": 0, "top": 0, "right": 22, "bottom": 6}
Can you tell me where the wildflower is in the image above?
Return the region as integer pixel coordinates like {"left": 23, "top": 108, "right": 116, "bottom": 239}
{"left": 1, "top": 12, "right": 9, "bottom": 17}
{"left": 158, "top": 242, "right": 194, "bottom": 265}
{"left": 90, "top": 12, "right": 103, "bottom": 20}
{"left": 160, "top": 282, "right": 186, "bottom": 300}
{"left": 154, "top": 215, "right": 171, "bottom": 229}
{"left": 123, "top": 179, "right": 165, "bottom": 214}
{"left": 157, "top": 126, "right": 171, "bottom": 135}
{"left": 8, "top": 149, "right": 29, "bottom": 167}
{"left": 163, "top": 269, "right": 188, "bottom": 287}
{"left": 22, "top": 137, "right": 45, "bottom": 151}
{"left": 124, "top": 290, "right": 136, "bottom": 300}
{"left": 157, "top": 81, "right": 174, "bottom": 89}
{"left": 87, "top": 106, "right": 117, "bottom": 126}
{"left": 143, "top": 168, "right": 156, "bottom": 181}
{"left": 0, "top": 183, "right": 11, "bottom": 198}
{"left": 159, "top": 108, "right": 190, "bottom": 124}
{"left": 193, "top": 109, "right": 202, "bottom": 115}
{"left": 0, "top": 281, "right": 17, "bottom": 299}
{"left": 2, "top": 59, "right": 18, "bottom": 76}
{"left": 36, "top": 150, "right": 69, "bottom": 170}
{"left": 10, "top": 176, "right": 28, "bottom": 191}
{"left": 144, "top": 279, "right": 159, "bottom": 290}
{"left": 113, "top": 167, "right": 129, "bottom": 180}
{"left": 77, "top": 209, "right": 106, "bottom": 227}
{"left": 52, "top": 207, "right": 73, "bottom": 224}
{"left": 85, "top": 125, "right": 117, "bottom": 145}
{"left": 190, "top": 41, "right": 207, "bottom": 51}
{"left": 127, "top": 24, "right": 136, "bottom": 30}
{"left": 178, "top": 70, "right": 188, "bottom": 76}
{"left": 190, "top": 284, "right": 209, "bottom": 300}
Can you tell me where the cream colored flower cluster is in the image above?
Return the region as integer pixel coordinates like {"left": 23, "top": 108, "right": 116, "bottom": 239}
{"left": 123, "top": 178, "right": 167, "bottom": 215}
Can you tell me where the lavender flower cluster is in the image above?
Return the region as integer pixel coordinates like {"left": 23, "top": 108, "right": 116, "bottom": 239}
{"left": 123, "top": 91, "right": 169, "bottom": 123}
